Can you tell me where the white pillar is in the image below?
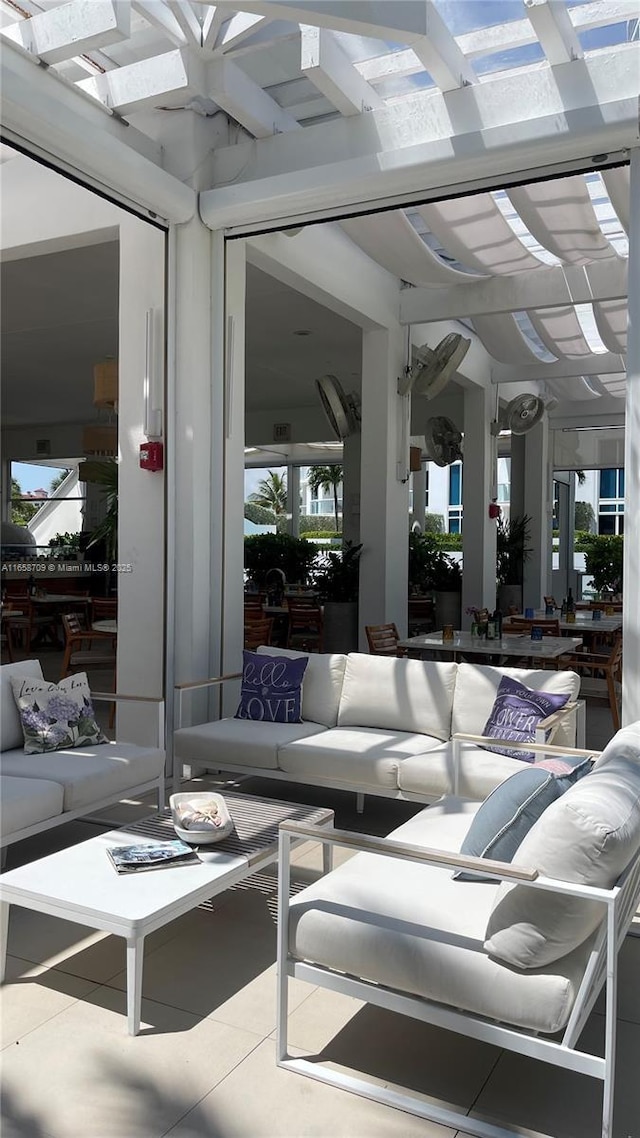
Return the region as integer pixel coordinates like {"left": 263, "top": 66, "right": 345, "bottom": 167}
{"left": 412, "top": 464, "right": 427, "bottom": 529}
{"left": 359, "top": 327, "right": 408, "bottom": 642}
{"left": 221, "top": 239, "right": 246, "bottom": 710}
{"left": 522, "top": 418, "right": 551, "bottom": 612}
{"left": 341, "top": 432, "right": 361, "bottom": 546}
{"left": 287, "top": 465, "right": 300, "bottom": 537}
{"left": 555, "top": 472, "right": 571, "bottom": 601}
{"left": 462, "top": 385, "right": 496, "bottom": 624}
{"left": 623, "top": 148, "right": 640, "bottom": 727}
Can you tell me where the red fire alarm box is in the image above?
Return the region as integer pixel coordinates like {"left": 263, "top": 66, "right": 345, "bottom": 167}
{"left": 139, "top": 441, "right": 164, "bottom": 471}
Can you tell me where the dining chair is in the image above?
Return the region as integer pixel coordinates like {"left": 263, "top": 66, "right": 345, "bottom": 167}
{"left": 365, "top": 623, "right": 406, "bottom": 657}
{"left": 559, "top": 633, "right": 623, "bottom": 732}
{"left": 501, "top": 617, "right": 561, "bottom": 668}
{"left": 61, "top": 613, "right": 117, "bottom": 679}
{"left": 244, "top": 616, "right": 274, "bottom": 651}
{"left": 3, "top": 598, "right": 59, "bottom": 652}
{"left": 287, "top": 603, "right": 323, "bottom": 653}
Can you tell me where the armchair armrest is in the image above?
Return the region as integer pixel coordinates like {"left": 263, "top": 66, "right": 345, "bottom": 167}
{"left": 452, "top": 732, "right": 599, "bottom": 760}
{"left": 174, "top": 672, "right": 243, "bottom": 728}
{"left": 91, "top": 692, "right": 165, "bottom": 747}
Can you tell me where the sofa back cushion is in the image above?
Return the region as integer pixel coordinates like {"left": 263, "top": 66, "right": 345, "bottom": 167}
{"left": 485, "top": 724, "right": 640, "bottom": 968}
{"left": 451, "top": 663, "right": 580, "bottom": 741}
{"left": 256, "top": 646, "right": 347, "bottom": 727}
{"left": 1, "top": 659, "right": 44, "bottom": 751}
{"left": 337, "top": 653, "right": 457, "bottom": 740}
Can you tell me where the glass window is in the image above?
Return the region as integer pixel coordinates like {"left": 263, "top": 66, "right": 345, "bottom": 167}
{"left": 599, "top": 515, "right": 616, "bottom": 535}
{"left": 599, "top": 469, "right": 616, "bottom": 498}
{"left": 449, "top": 463, "right": 461, "bottom": 506}
{"left": 619, "top": 468, "right": 625, "bottom": 497}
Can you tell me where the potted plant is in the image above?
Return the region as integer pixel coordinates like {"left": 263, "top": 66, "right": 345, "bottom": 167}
{"left": 582, "top": 534, "right": 623, "bottom": 598}
{"left": 408, "top": 532, "right": 462, "bottom": 629}
{"left": 244, "top": 533, "right": 318, "bottom": 590}
{"left": 312, "top": 541, "right": 362, "bottom": 652}
{"left": 496, "top": 514, "right": 531, "bottom": 613}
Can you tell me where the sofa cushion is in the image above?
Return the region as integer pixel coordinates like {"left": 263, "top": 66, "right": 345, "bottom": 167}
{"left": 455, "top": 755, "right": 593, "bottom": 880}
{"left": 337, "top": 654, "right": 457, "bottom": 740}
{"left": 173, "top": 717, "right": 327, "bottom": 772}
{"left": 11, "top": 671, "right": 108, "bottom": 754}
{"left": 481, "top": 675, "right": 571, "bottom": 762}
{"left": 485, "top": 728, "right": 640, "bottom": 968}
{"left": 279, "top": 727, "right": 444, "bottom": 791}
{"left": 0, "top": 742, "right": 164, "bottom": 812}
{"left": 289, "top": 801, "right": 593, "bottom": 1035}
{"left": 0, "top": 774, "right": 65, "bottom": 837}
{"left": 1, "top": 659, "right": 43, "bottom": 752}
{"left": 256, "top": 647, "right": 347, "bottom": 727}
{"left": 397, "top": 740, "right": 532, "bottom": 801}
{"left": 451, "top": 664, "right": 580, "bottom": 745}
{"left": 235, "top": 651, "right": 308, "bottom": 724}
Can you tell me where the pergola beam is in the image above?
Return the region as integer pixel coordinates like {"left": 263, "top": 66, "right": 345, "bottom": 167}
{"left": 492, "top": 353, "right": 626, "bottom": 383}
{"left": 131, "top": 0, "right": 188, "bottom": 48}
{"left": 300, "top": 25, "right": 383, "bottom": 115}
{"left": 412, "top": 4, "right": 476, "bottom": 91}
{"left": 211, "top": 1, "right": 431, "bottom": 42}
{"left": 166, "top": 1, "right": 203, "bottom": 47}
{"left": 215, "top": 12, "right": 267, "bottom": 52}
{"left": 203, "top": 46, "right": 640, "bottom": 231}
{"left": 524, "top": 0, "right": 583, "bottom": 65}
{"left": 0, "top": 0, "right": 130, "bottom": 65}
{"left": 207, "top": 57, "right": 301, "bottom": 136}
{"left": 400, "top": 259, "right": 628, "bottom": 324}
{"left": 78, "top": 48, "right": 206, "bottom": 114}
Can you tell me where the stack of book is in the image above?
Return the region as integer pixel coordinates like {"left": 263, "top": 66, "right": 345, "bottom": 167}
{"left": 106, "top": 839, "right": 200, "bottom": 874}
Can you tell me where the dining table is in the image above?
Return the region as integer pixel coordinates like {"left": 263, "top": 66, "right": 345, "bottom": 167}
{"left": 398, "top": 630, "right": 583, "bottom": 663}
{"left": 512, "top": 610, "right": 622, "bottom": 635}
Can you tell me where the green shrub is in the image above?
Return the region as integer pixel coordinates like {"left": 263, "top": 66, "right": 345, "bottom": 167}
{"left": 244, "top": 533, "right": 319, "bottom": 586}
{"left": 244, "top": 502, "right": 276, "bottom": 525}
{"left": 581, "top": 534, "right": 623, "bottom": 594}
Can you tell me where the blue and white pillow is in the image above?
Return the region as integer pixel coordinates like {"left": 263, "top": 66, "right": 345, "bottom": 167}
{"left": 482, "top": 675, "right": 571, "bottom": 762}
{"left": 235, "top": 651, "right": 308, "bottom": 724}
{"left": 454, "top": 755, "right": 592, "bottom": 881}
{"left": 11, "top": 672, "right": 108, "bottom": 754}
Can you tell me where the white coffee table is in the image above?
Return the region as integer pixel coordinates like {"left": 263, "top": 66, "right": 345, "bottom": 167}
{"left": 0, "top": 792, "right": 334, "bottom": 1035}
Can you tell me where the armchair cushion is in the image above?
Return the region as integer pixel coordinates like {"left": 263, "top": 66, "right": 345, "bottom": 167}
{"left": 10, "top": 671, "right": 107, "bottom": 755}
{"left": 481, "top": 675, "right": 571, "bottom": 761}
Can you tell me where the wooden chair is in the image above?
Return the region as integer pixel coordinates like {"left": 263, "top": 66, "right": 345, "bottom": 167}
{"left": 365, "top": 623, "right": 406, "bottom": 657}
{"left": 560, "top": 633, "right": 623, "bottom": 731}
{"left": 91, "top": 597, "right": 117, "bottom": 622}
{"left": 61, "top": 613, "right": 117, "bottom": 679}
{"left": 244, "top": 617, "right": 273, "bottom": 651}
{"left": 287, "top": 603, "right": 323, "bottom": 653}
{"left": 3, "top": 598, "right": 59, "bottom": 652}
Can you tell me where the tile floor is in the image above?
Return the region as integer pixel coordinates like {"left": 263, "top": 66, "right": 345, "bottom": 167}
{"left": 2, "top": 694, "right": 638, "bottom": 1138}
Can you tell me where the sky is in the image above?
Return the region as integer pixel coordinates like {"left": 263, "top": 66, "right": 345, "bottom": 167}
{"left": 11, "top": 462, "right": 63, "bottom": 494}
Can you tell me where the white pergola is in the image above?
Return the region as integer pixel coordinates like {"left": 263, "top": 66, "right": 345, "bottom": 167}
{"left": 1, "top": 0, "right": 638, "bottom": 727}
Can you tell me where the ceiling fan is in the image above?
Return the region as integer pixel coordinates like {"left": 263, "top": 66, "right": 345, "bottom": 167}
{"left": 398, "top": 333, "right": 471, "bottom": 399}
{"left": 492, "top": 392, "right": 546, "bottom": 436}
{"left": 315, "top": 374, "right": 361, "bottom": 440}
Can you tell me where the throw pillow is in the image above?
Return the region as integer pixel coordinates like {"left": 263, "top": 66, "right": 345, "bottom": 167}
{"left": 10, "top": 672, "right": 108, "bottom": 755}
{"left": 484, "top": 748, "right": 640, "bottom": 969}
{"left": 481, "top": 675, "right": 571, "bottom": 762}
{"left": 454, "top": 755, "right": 592, "bottom": 881}
{"left": 235, "top": 651, "right": 308, "bottom": 724}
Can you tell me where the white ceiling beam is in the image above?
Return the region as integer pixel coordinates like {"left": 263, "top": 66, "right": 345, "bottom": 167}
{"left": 203, "top": 46, "right": 640, "bottom": 232}
{"left": 166, "top": 1, "right": 202, "bottom": 47}
{"left": 202, "top": 6, "right": 226, "bottom": 50}
{"left": 300, "top": 25, "right": 383, "bottom": 116}
{"left": 411, "top": 3, "right": 476, "bottom": 91}
{"left": 215, "top": 12, "right": 267, "bottom": 52}
{"left": 207, "top": 57, "right": 301, "bottom": 136}
{"left": 400, "top": 259, "right": 628, "bottom": 324}
{"left": 0, "top": 0, "right": 130, "bottom": 65}
{"left": 210, "top": 1, "right": 430, "bottom": 42}
{"left": 131, "top": 1, "right": 188, "bottom": 47}
{"left": 492, "top": 353, "right": 626, "bottom": 383}
{"left": 524, "top": 0, "right": 583, "bottom": 65}
{"left": 78, "top": 48, "right": 207, "bottom": 114}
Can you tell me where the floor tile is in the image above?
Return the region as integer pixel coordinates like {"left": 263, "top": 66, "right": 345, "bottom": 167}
{"left": 0, "top": 985, "right": 263, "bottom": 1138}
{"left": 164, "top": 1036, "right": 457, "bottom": 1138}
{"left": 1, "top": 955, "right": 98, "bottom": 1048}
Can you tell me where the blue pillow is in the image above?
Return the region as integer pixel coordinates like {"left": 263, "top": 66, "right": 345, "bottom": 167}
{"left": 454, "top": 755, "right": 592, "bottom": 881}
{"left": 235, "top": 651, "right": 308, "bottom": 724}
{"left": 482, "top": 675, "right": 571, "bottom": 762}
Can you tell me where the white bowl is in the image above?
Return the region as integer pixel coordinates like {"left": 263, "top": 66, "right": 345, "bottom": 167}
{"left": 169, "top": 792, "right": 234, "bottom": 844}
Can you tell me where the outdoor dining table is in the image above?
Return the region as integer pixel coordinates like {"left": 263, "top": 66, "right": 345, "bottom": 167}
{"left": 398, "top": 631, "right": 583, "bottom": 663}
{"left": 514, "top": 610, "right": 622, "bottom": 635}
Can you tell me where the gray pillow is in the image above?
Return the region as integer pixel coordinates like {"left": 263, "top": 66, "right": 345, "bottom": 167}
{"left": 455, "top": 756, "right": 592, "bottom": 882}
{"left": 485, "top": 748, "right": 640, "bottom": 969}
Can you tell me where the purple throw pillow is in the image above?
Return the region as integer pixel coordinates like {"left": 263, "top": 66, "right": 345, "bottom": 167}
{"left": 482, "top": 675, "right": 571, "bottom": 762}
{"left": 235, "top": 651, "right": 308, "bottom": 724}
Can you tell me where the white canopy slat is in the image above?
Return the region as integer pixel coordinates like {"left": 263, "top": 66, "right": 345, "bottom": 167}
{"left": 593, "top": 299, "right": 628, "bottom": 353}
{"left": 507, "top": 176, "right": 619, "bottom": 265}
{"left": 601, "top": 167, "right": 630, "bottom": 234}
{"left": 528, "top": 307, "right": 595, "bottom": 359}
{"left": 471, "top": 313, "right": 543, "bottom": 364}
{"left": 415, "top": 194, "right": 544, "bottom": 276}
{"left": 340, "top": 212, "right": 482, "bottom": 287}
{"left": 545, "top": 375, "right": 604, "bottom": 400}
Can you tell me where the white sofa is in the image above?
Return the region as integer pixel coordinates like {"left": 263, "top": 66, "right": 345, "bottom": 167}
{"left": 174, "top": 648, "right": 582, "bottom": 805}
{"left": 277, "top": 723, "right": 640, "bottom": 1137}
{"left": 1, "top": 660, "right": 165, "bottom": 852}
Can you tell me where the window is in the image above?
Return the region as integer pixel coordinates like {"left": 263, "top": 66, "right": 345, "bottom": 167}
{"left": 598, "top": 467, "right": 624, "bottom": 534}
{"left": 448, "top": 463, "right": 462, "bottom": 533}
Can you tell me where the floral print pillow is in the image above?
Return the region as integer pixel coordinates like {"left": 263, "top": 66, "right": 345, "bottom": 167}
{"left": 10, "top": 672, "right": 108, "bottom": 754}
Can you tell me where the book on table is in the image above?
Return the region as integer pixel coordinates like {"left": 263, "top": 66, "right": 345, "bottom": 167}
{"left": 106, "top": 839, "right": 201, "bottom": 874}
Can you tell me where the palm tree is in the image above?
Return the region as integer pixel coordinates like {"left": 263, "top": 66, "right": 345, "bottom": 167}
{"left": 307, "top": 465, "right": 343, "bottom": 533}
{"left": 248, "top": 470, "right": 287, "bottom": 515}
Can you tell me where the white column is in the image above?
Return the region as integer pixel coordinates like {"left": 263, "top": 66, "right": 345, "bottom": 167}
{"left": 287, "top": 465, "right": 300, "bottom": 537}
{"left": 116, "top": 215, "right": 165, "bottom": 743}
{"left": 359, "top": 327, "right": 408, "bottom": 642}
{"left": 554, "top": 472, "right": 571, "bottom": 601}
{"left": 462, "top": 385, "right": 496, "bottom": 624}
{"left": 412, "top": 464, "right": 427, "bottom": 529}
{"left": 522, "top": 418, "right": 552, "bottom": 612}
{"left": 341, "top": 432, "right": 361, "bottom": 547}
{"left": 623, "top": 148, "right": 640, "bottom": 727}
